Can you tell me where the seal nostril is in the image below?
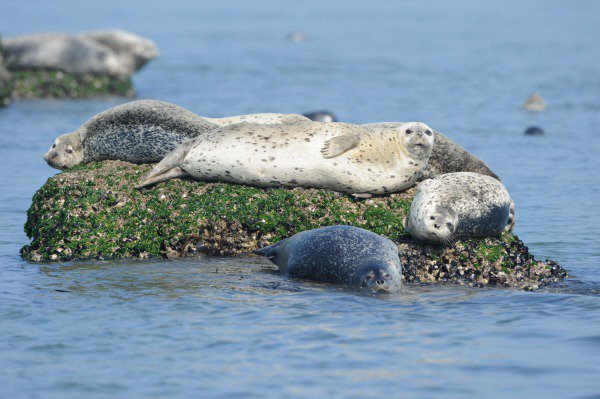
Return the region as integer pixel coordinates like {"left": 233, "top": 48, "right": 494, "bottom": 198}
{"left": 376, "top": 280, "right": 384, "bottom": 285}
{"left": 434, "top": 224, "right": 440, "bottom": 229}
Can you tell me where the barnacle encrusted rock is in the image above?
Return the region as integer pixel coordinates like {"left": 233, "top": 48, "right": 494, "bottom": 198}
{"left": 21, "top": 161, "right": 568, "bottom": 290}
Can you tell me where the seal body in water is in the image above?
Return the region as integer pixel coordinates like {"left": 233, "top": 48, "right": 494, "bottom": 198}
{"left": 82, "top": 29, "right": 159, "bottom": 72}
{"left": 44, "top": 100, "right": 311, "bottom": 170}
{"left": 253, "top": 225, "right": 402, "bottom": 292}
{"left": 404, "top": 172, "right": 515, "bottom": 244}
{"left": 3, "top": 33, "right": 132, "bottom": 76}
{"left": 364, "top": 123, "right": 499, "bottom": 180}
{"left": 136, "top": 121, "right": 435, "bottom": 195}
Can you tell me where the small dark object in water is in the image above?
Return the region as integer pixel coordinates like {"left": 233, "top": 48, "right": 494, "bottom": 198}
{"left": 302, "top": 111, "right": 338, "bottom": 122}
{"left": 524, "top": 126, "right": 545, "bottom": 136}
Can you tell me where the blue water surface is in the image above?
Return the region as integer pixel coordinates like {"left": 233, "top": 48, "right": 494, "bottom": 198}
{"left": 1, "top": 1, "right": 599, "bottom": 398}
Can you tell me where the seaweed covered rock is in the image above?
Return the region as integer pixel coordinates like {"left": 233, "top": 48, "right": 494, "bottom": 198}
{"left": 10, "top": 70, "right": 134, "bottom": 99}
{"left": 0, "top": 36, "right": 11, "bottom": 106}
{"left": 22, "top": 161, "right": 568, "bottom": 290}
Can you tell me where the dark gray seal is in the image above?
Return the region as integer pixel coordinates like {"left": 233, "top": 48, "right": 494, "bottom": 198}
{"left": 253, "top": 225, "right": 402, "bottom": 292}
{"left": 302, "top": 111, "right": 338, "bottom": 122}
{"left": 524, "top": 126, "right": 545, "bottom": 136}
{"left": 404, "top": 172, "right": 515, "bottom": 244}
{"left": 44, "top": 100, "right": 219, "bottom": 170}
{"left": 364, "top": 122, "right": 499, "bottom": 180}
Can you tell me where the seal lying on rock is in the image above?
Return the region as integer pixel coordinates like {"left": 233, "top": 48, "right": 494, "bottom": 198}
{"left": 44, "top": 100, "right": 219, "bottom": 169}
{"left": 253, "top": 225, "right": 402, "bottom": 292}
{"left": 136, "top": 121, "right": 435, "bottom": 195}
{"left": 404, "top": 172, "right": 515, "bottom": 244}
{"left": 44, "top": 100, "right": 311, "bottom": 170}
{"left": 82, "top": 29, "right": 158, "bottom": 72}
{"left": 3, "top": 33, "right": 133, "bottom": 76}
{"left": 364, "top": 123, "right": 499, "bottom": 180}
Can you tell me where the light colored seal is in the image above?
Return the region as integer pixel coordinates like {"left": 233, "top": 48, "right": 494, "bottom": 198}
{"left": 204, "top": 113, "right": 310, "bottom": 126}
{"left": 135, "top": 121, "right": 435, "bottom": 195}
{"left": 82, "top": 29, "right": 158, "bottom": 72}
{"left": 404, "top": 172, "right": 515, "bottom": 244}
{"left": 44, "top": 100, "right": 219, "bottom": 170}
{"left": 253, "top": 225, "right": 402, "bottom": 292}
{"left": 364, "top": 123, "right": 499, "bottom": 180}
{"left": 3, "top": 33, "right": 132, "bottom": 76}
{"left": 524, "top": 92, "right": 546, "bottom": 112}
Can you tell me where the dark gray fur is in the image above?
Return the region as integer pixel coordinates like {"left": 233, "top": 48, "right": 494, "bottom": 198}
{"left": 81, "top": 100, "right": 219, "bottom": 164}
{"left": 253, "top": 225, "right": 402, "bottom": 291}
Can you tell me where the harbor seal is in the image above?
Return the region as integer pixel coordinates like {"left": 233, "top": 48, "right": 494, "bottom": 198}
{"left": 253, "top": 225, "right": 402, "bottom": 292}
{"left": 44, "top": 100, "right": 219, "bottom": 170}
{"left": 524, "top": 126, "right": 545, "bottom": 136}
{"left": 3, "top": 33, "right": 132, "bottom": 76}
{"left": 135, "top": 121, "right": 435, "bottom": 195}
{"left": 302, "top": 111, "right": 338, "bottom": 122}
{"left": 82, "top": 29, "right": 158, "bottom": 72}
{"left": 404, "top": 172, "right": 515, "bottom": 244}
{"left": 364, "top": 123, "right": 499, "bottom": 180}
{"left": 524, "top": 92, "right": 547, "bottom": 112}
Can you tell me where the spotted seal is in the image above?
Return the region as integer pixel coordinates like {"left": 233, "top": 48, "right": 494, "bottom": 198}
{"left": 44, "top": 100, "right": 219, "bottom": 170}
{"left": 135, "top": 121, "right": 435, "bottom": 194}
{"left": 82, "top": 29, "right": 158, "bottom": 72}
{"left": 404, "top": 172, "right": 515, "bottom": 244}
{"left": 364, "top": 123, "right": 499, "bottom": 180}
{"left": 3, "top": 33, "right": 132, "bottom": 76}
{"left": 253, "top": 225, "right": 402, "bottom": 292}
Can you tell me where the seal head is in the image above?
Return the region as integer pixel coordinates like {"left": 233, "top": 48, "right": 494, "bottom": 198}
{"left": 355, "top": 262, "right": 398, "bottom": 292}
{"left": 404, "top": 205, "right": 459, "bottom": 244}
{"left": 44, "top": 132, "right": 83, "bottom": 170}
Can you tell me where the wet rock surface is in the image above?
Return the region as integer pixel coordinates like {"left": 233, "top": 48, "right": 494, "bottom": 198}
{"left": 21, "top": 161, "right": 568, "bottom": 290}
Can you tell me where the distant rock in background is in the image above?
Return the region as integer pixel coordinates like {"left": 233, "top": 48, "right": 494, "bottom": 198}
{"left": 288, "top": 32, "right": 308, "bottom": 42}
{"left": 524, "top": 126, "right": 545, "bottom": 136}
{"left": 302, "top": 110, "right": 338, "bottom": 122}
{"left": 524, "top": 92, "right": 547, "bottom": 112}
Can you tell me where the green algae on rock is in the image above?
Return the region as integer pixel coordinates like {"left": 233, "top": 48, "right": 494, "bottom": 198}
{"left": 10, "top": 70, "right": 135, "bottom": 100}
{"left": 21, "top": 161, "right": 568, "bottom": 290}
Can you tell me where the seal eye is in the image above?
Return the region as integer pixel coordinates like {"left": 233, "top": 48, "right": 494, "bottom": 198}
{"left": 405, "top": 129, "right": 412, "bottom": 135}
{"left": 425, "top": 130, "right": 432, "bottom": 136}
{"left": 52, "top": 144, "right": 56, "bottom": 148}
{"left": 446, "top": 222, "right": 453, "bottom": 229}
{"left": 430, "top": 216, "right": 435, "bottom": 220}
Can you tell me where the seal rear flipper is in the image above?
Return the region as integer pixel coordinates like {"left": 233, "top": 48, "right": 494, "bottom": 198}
{"left": 252, "top": 241, "right": 283, "bottom": 266}
{"left": 135, "top": 139, "right": 196, "bottom": 189}
{"left": 320, "top": 134, "right": 361, "bottom": 158}
{"left": 135, "top": 166, "right": 187, "bottom": 189}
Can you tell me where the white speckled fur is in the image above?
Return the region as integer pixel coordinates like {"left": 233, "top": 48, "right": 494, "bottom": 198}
{"left": 139, "top": 121, "right": 435, "bottom": 194}
{"left": 405, "top": 172, "right": 514, "bottom": 244}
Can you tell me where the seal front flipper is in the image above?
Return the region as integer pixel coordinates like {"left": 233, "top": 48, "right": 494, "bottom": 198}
{"left": 320, "top": 134, "right": 361, "bottom": 158}
{"left": 252, "top": 241, "right": 284, "bottom": 266}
